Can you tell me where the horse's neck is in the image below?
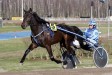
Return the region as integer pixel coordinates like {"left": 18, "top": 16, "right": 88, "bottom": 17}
{"left": 30, "top": 21, "right": 39, "bottom": 35}
{"left": 30, "top": 23, "right": 46, "bottom": 36}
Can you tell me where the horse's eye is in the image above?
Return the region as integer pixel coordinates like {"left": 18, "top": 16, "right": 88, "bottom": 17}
{"left": 27, "top": 18, "right": 31, "bottom": 23}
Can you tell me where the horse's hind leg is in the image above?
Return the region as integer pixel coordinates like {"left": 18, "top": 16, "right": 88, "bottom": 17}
{"left": 20, "top": 43, "right": 37, "bottom": 65}
{"left": 45, "top": 45, "right": 62, "bottom": 64}
{"left": 64, "top": 39, "right": 77, "bottom": 67}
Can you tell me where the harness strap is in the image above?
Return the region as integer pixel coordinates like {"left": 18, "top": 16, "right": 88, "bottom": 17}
{"left": 31, "top": 23, "right": 55, "bottom": 45}
{"left": 31, "top": 29, "right": 47, "bottom": 38}
{"left": 31, "top": 29, "right": 47, "bottom": 45}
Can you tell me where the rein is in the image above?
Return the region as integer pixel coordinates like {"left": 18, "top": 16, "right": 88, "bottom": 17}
{"left": 31, "top": 28, "right": 48, "bottom": 38}
{"left": 31, "top": 23, "right": 50, "bottom": 38}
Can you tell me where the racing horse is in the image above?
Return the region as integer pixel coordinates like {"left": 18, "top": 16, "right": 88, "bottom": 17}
{"left": 20, "top": 8, "right": 89, "bottom": 67}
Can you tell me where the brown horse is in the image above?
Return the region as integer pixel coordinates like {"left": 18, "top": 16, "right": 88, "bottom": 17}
{"left": 20, "top": 8, "right": 90, "bottom": 67}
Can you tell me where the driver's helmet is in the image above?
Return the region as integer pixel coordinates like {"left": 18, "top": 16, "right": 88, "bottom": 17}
{"left": 89, "top": 19, "right": 96, "bottom": 26}
{"left": 89, "top": 19, "right": 97, "bottom": 29}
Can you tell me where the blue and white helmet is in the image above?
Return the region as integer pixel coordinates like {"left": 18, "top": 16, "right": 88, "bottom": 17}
{"left": 89, "top": 19, "right": 96, "bottom": 26}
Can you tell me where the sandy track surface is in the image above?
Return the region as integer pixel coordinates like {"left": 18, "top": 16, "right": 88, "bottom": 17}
{"left": 0, "top": 67, "right": 112, "bottom": 75}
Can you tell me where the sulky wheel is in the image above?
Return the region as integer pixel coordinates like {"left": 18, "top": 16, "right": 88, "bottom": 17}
{"left": 93, "top": 47, "right": 108, "bottom": 68}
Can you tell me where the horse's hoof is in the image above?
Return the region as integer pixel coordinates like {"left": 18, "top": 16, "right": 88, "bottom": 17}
{"left": 20, "top": 63, "right": 23, "bottom": 66}
{"left": 73, "top": 66, "right": 77, "bottom": 69}
{"left": 62, "top": 65, "right": 67, "bottom": 69}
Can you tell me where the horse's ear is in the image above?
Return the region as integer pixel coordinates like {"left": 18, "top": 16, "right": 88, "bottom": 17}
{"left": 29, "top": 8, "right": 33, "bottom": 12}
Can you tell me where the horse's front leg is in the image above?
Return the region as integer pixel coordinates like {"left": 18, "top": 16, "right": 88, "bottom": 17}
{"left": 45, "top": 45, "right": 62, "bottom": 64}
{"left": 20, "top": 43, "right": 38, "bottom": 65}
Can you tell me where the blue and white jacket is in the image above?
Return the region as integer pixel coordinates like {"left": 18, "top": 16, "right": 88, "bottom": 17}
{"left": 84, "top": 28, "right": 99, "bottom": 44}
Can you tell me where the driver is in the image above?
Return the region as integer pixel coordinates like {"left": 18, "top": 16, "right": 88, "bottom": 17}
{"left": 84, "top": 19, "right": 99, "bottom": 46}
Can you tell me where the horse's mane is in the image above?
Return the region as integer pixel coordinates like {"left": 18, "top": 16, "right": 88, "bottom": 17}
{"left": 32, "top": 12, "right": 83, "bottom": 37}
{"left": 32, "top": 12, "right": 49, "bottom": 24}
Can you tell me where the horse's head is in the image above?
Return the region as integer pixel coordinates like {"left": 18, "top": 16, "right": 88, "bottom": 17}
{"left": 21, "top": 8, "right": 33, "bottom": 29}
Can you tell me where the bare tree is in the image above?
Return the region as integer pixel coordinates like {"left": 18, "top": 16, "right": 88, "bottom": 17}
{"left": 0, "top": 0, "right": 112, "bottom": 19}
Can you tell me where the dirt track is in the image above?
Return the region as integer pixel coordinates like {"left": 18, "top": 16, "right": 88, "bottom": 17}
{"left": 0, "top": 67, "right": 112, "bottom": 75}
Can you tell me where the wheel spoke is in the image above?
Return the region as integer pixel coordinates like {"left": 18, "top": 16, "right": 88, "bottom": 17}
{"left": 93, "top": 47, "right": 108, "bottom": 68}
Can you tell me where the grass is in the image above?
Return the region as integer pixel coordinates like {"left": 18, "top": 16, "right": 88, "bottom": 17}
{"left": 0, "top": 57, "right": 61, "bottom": 72}
{"left": 0, "top": 38, "right": 112, "bottom": 72}
{"left": 0, "top": 38, "right": 61, "bottom": 72}
{"left": 0, "top": 39, "right": 27, "bottom": 52}
{"left": 0, "top": 26, "right": 30, "bottom": 33}
{"left": 0, "top": 38, "right": 64, "bottom": 72}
